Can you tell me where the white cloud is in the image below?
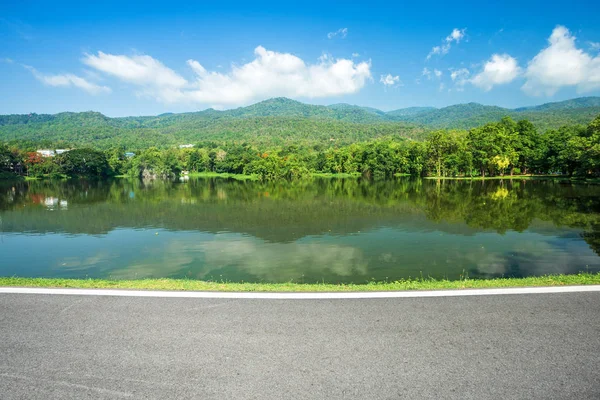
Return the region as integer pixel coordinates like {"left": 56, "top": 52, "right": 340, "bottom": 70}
{"left": 24, "top": 65, "right": 111, "bottom": 95}
{"left": 380, "top": 74, "right": 401, "bottom": 87}
{"left": 422, "top": 67, "right": 431, "bottom": 79}
{"left": 450, "top": 68, "right": 470, "bottom": 81}
{"left": 589, "top": 42, "right": 600, "bottom": 52}
{"left": 422, "top": 67, "right": 442, "bottom": 80}
{"left": 522, "top": 26, "right": 600, "bottom": 96}
{"left": 83, "top": 52, "right": 187, "bottom": 89}
{"left": 352, "top": 53, "right": 360, "bottom": 57}
{"left": 471, "top": 54, "right": 521, "bottom": 91}
{"left": 448, "top": 68, "right": 470, "bottom": 92}
{"left": 427, "top": 45, "right": 449, "bottom": 59}
{"left": 327, "top": 28, "right": 348, "bottom": 39}
{"left": 446, "top": 28, "right": 466, "bottom": 43}
{"left": 427, "top": 28, "right": 466, "bottom": 59}
{"left": 1, "top": 57, "right": 14, "bottom": 64}
{"left": 83, "top": 46, "right": 371, "bottom": 107}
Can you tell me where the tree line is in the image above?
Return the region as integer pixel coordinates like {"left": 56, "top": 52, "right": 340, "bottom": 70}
{"left": 1, "top": 115, "right": 599, "bottom": 180}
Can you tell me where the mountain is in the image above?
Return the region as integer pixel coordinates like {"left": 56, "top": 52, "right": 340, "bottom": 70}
{"left": 0, "top": 110, "right": 424, "bottom": 149}
{"left": 514, "top": 97, "right": 600, "bottom": 112}
{"left": 386, "top": 107, "right": 436, "bottom": 117}
{"left": 390, "top": 103, "right": 510, "bottom": 129}
{"left": 386, "top": 98, "right": 600, "bottom": 130}
{"left": 200, "top": 98, "right": 391, "bottom": 123}
{"left": 1, "top": 97, "right": 599, "bottom": 148}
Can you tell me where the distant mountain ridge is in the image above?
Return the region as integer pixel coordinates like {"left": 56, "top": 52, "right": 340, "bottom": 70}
{"left": 1, "top": 96, "right": 599, "bottom": 148}
{"left": 392, "top": 97, "right": 600, "bottom": 130}
{"left": 2, "top": 96, "right": 600, "bottom": 127}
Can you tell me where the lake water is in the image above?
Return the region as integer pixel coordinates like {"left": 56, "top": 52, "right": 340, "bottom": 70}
{"left": 1, "top": 177, "right": 599, "bottom": 283}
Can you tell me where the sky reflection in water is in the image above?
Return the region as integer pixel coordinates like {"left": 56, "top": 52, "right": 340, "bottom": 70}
{"left": 1, "top": 177, "right": 599, "bottom": 283}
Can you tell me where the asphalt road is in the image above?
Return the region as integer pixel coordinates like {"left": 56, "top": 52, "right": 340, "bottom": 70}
{"left": 0, "top": 292, "right": 599, "bottom": 399}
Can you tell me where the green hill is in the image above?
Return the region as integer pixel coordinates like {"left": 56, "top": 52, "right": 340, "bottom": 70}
{"left": 0, "top": 112, "right": 424, "bottom": 149}
{"left": 514, "top": 97, "right": 600, "bottom": 112}
{"left": 386, "top": 107, "right": 436, "bottom": 117}
{"left": 391, "top": 103, "right": 509, "bottom": 128}
{"left": 1, "top": 96, "right": 599, "bottom": 149}
{"left": 388, "top": 99, "right": 600, "bottom": 130}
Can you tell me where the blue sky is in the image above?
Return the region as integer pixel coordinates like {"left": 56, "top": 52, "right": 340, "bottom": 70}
{"left": 1, "top": 0, "right": 600, "bottom": 116}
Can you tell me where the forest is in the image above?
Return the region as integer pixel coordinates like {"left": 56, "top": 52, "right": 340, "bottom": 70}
{"left": 2, "top": 97, "right": 600, "bottom": 150}
{"left": 1, "top": 114, "right": 599, "bottom": 181}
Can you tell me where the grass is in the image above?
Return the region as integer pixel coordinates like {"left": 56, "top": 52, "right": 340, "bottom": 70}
{"left": 13, "top": 173, "right": 68, "bottom": 181}
{"left": 424, "top": 175, "right": 600, "bottom": 183}
{"left": 186, "top": 172, "right": 257, "bottom": 180}
{"left": 0, "top": 273, "right": 599, "bottom": 292}
{"left": 311, "top": 172, "right": 361, "bottom": 178}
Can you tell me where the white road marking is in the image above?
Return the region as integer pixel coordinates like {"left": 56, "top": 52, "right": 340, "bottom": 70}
{"left": 0, "top": 285, "right": 599, "bottom": 299}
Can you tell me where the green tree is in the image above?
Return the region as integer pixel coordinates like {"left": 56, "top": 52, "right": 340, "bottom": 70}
{"left": 55, "top": 148, "right": 110, "bottom": 178}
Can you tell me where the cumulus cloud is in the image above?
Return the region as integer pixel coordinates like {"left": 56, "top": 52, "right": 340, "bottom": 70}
{"left": 380, "top": 73, "right": 401, "bottom": 87}
{"left": 427, "top": 28, "right": 466, "bottom": 59}
{"left": 471, "top": 54, "right": 521, "bottom": 91}
{"left": 327, "top": 28, "right": 348, "bottom": 39}
{"left": 82, "top": 46, "right": 371, "bottom": 107}
{"left": 24, "top": 65, "right": 111, "bottom": 95}
{"left": 83, "top": 52, "right": 187, "bottom": 89}
{"left": 589, "top": 42, "right": 600, "bottom": 52}
{"left": 522, "top": 26, "right": 600, "bottom": 96}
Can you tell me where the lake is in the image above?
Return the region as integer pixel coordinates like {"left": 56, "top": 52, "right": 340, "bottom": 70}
{"left": 1, "top": 177, "right": 599, "bottom": 283}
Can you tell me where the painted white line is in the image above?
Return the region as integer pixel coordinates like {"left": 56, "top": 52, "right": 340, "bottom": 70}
{"left": 0, "top": 285, "right": 599, "bottom": 299}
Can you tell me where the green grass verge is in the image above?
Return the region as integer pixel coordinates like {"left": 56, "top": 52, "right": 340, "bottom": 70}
{"left": 311, "top": 172, "right": 361, "bottom": 178}
{"left": 1, "top": 273, "right": 599, "bottom": 292}
{"left": 186, "top": 172, "right": 257, "bottom": 180}
{"left": 424, "top": 175, "right": 600, "bottom": 183}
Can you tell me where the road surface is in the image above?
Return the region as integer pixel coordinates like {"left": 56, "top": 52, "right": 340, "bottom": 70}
{"left": 1, "top": 291, "right": 599, "bottom": 399}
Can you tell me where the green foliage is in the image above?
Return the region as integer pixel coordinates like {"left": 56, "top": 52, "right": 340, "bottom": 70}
{"left": 126, "top": 147, "right": 182, "bottom": 179}
{"left": 0, "top": 144, "right": 13, "bottom": 172}
{"left": 390, "top": 97, "right": 600, "bottom": 130}
{"left": 55, "top": 148, "right": 110, "bottom": 178}
{"left": 3, "top": 111, "right": 600, "bottom": 181}
{"left": 0, "top": 99, "right": 426, "bottom": 149}
{"left": 2, "top": 97, "right": 600, "bottom": 151}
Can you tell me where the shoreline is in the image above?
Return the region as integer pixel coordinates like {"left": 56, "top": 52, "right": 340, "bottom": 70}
{"left": 424, "top": 175, "right": 600, "bottom": 182}
{"left": 4, "top": 173, "right": 598, "bottom": 183}
{"left": 1, "top": 273, "right": 599, "bottom": 292}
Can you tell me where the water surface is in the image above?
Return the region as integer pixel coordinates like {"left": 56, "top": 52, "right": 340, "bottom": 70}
{"left": 1, "top": 178, "right": 599, "bottom": 283}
